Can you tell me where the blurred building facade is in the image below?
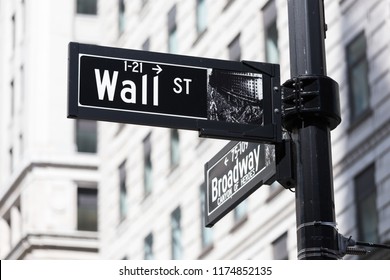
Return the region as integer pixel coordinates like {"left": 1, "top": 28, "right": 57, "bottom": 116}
{"left": 0, "top": 0, "right": 101, "bottom": 259}
{"left": 0, "top": 0, "right": 389, "bottom": 260}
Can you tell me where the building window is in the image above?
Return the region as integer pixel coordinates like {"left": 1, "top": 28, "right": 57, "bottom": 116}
{"left": 347, "top": 32, "right": 370, "bottom": 123}
{"left": 5, "top": 216, "right": 12, "bottom": 247}
{"left": 234, "top": 199, "right": 247, "bottom": 222}
{"left": 20, "top": 65, "right": 25, "bottom": 108}
{"left": 144, "top": 233, "right": 154, "bottom": 260}
{"left": 76, "top": 119, "right": 97, "bottom": 153}
{"left": 196, "top": 0, "right": 207, "bottom": 34}
{"left": 10, "top": 80, "right": 15, "bottom": 118}
{"left": 228, "top": 34, "right": 241, "bottom": 61}
{"left": 77, "top": 0, "right": 98, "bottom": 15}
{"left": 77, "top": 187, "right": 98, "bottom": 231}
{"left": 168, "top": 5, "right": 178, "bottom": 53}
{"left": 118, "top": 0, "right": 126, "bottom": 35}
{"left": 170, "top": 129, "right": 180, "bottom": 169}
{"left": 171, "top": 207, "right": 182, "bottom": 259}
{"left": 21, "top": 0, "right": 26, "bottom": 39}
{"left": 200, "top": 184, "right": 212, "bottom": 248}
{"left": 263, "top": 0, "right": 279, "bottom": 64}
{"left": 355, "top": 164, "right": 378, "bottom": 243}
{"left": 12, "top": 205, "right": 22, "bottom": 246}
{"left": 119, "top": 161, "right": 127, "bottom": 221}
{"left": 223, "top": 0, "right": 235, "bottom": 11}
{"left": 142, "top": 38, "right": 150, "bottom": 51}
{"left": 272, "top": 232, "right": 288, "bottom": 259}
{"left": 9, "top": 148, "right": 13, "bottom": 174}
{"left": 11, "top": 14, "right": 16, "bottom": 50}
{"left": 141, "top": 0, "right": 149, "bottom": 9}
{"left": 143, "top": 133, "right": 153, "bottom": 196}
{"left": 19, "top": 134, "right": 23, "bottom": 159}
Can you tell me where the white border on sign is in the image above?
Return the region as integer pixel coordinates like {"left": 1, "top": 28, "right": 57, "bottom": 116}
{"left": 206, "top": 142, "right": 268, "bottom": 216}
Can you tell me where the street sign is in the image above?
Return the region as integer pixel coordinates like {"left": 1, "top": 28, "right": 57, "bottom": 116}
{"left": 68, "top": 42, "right": 281, "bottom": 142}
{"left": 204, "top": 141, "right": 276, "bottom": 227}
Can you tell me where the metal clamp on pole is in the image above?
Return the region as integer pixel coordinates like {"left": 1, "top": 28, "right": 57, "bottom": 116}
{"left": 296, "top": 221, "right": 338, "bottom": 231}
{"left": 282, "top": 75, "right": 341, "bottom": 131}
{"left": 296, "top": 221, "right": 341, "bottom": 259}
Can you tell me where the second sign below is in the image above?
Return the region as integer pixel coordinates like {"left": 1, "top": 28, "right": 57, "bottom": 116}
{"left": 205, "top": 141, "right": 276, "bottom": 227}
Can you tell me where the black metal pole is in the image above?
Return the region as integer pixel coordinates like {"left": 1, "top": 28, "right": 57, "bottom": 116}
{"left": 286, "top": 0, "right": 341, "bottom": 259}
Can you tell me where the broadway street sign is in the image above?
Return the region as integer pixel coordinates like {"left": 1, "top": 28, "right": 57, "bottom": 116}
{"left": 68, "top": 42, "right": 281, "bottom": 142}
{"left": 205, "top": 141, "right": 276, "bottom": 227}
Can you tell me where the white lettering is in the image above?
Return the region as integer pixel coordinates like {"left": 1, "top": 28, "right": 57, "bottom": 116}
{"left": 183, "top": 78, "right": 192, "bottom": 94}
{"left": 142, "top": 74, "right": 147, "bottom": 105}
{"left": 120, "top": 80, "right": 136, "bottom": 103}
{"left": 94, "top": 69, "right": 118, "bottom": 101}
{"left": 254, "top": 146, "right": 260, "bottom": 172}
{"left": 217, "top": 188, "right": 233, "bottom": 206}
{"left": 211, "top": 178, "right": 218, "bottom": 203}
{"left": 248, "top": 152, "right": 254, "bottom": 170}
{"left": 153, "top": 75, "right": 159, "bottom": 106}
{"left": 233, "top": 160, "right": 239, "bottom": 184}
{"left": 94, "top": 70, "right": 158, "bottom": 107}
{"left": 239, "top": 157, "right": 248, "bottom": 177}
{"left": 173, "top": 78, "right": 182, "bottom": 94}
{"left": 227, "top": 170, "right": 233, "bottom": 189}
{"left": 173, "top": 78, "right": 192, "bottom": 94}
{"left": 220, "top": 175, "right": 228, "bottom": 194}
{"left": 210, "top": 144, "right": 263, "bottom": 207}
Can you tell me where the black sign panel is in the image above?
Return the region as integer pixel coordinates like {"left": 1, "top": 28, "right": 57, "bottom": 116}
{"left": 68, "top": 42, "right": 281, "bottom": 142}
{"left": 79, "top": 55, "right": 207, "bottom": 119}
{"left": 205, "top": 141, "right": 276, "bottom": 227}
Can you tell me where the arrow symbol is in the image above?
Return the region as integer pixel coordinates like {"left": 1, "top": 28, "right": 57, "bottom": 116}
{"left": 224, "top": 157, "right": 229, "bottom": 166}
{"left": 152, "top": 64, "right": 162, "bottom": 75}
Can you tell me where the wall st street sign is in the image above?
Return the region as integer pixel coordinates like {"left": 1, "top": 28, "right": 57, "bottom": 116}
{"left": 68, "top": 42, "right": 281, "bottom": 142}
{"left": 204, "top": 141, "right": 276, "bottom": 227}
